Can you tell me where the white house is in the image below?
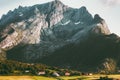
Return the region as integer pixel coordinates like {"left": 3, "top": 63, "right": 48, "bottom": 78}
{"left": 38, "top": 71, "right": 46, "bottom": 75}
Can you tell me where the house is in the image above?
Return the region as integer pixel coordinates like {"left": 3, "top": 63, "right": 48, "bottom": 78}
{"left": 53, "top": 72, "right": 60, "bottom": 77}
{"left": 88, "top": 73, "right": 93, "bottom": 76}
{"left": 81, "top": 72, "right": 93, "bottom": 76}
{"left": 25, "top": 70, "right": 30, "bottom": 73}
{"left": 65, "top": 72, "right": 70, "bottom": 76}
{"left": 38, "top": 71, "right": 46, "bottom": 75}
{"left": 117, "top": 70, "right": 120, "bottom": 73}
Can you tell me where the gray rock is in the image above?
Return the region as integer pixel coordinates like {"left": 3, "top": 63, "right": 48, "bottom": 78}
{"left": 0, "top": 0, "right": 111, "bottom": 61}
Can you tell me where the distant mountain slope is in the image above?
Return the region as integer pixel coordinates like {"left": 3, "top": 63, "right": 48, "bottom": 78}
{"left": 39, "top": 33, "right": 120, "bottom": 72}
{"left": 0, "top": 0, "right": 120, "bottom": 72}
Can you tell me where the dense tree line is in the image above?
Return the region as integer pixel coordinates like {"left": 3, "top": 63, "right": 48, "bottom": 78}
{"left": 0, "top": 60, "right": 47, "bottom": 75}
{"left": 0, "top": 60, "right": 81, "bottom": 76}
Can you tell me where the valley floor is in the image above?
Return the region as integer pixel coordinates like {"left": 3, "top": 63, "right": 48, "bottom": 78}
{"left": 0, "top": 75, "right": 120, "bottom": 80}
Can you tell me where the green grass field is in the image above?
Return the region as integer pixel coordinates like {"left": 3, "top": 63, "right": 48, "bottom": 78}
{"left": 0, "top": 75, "right": 120, "bottom": 80}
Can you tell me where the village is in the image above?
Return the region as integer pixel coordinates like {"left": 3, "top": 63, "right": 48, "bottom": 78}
{"left": 35, "top": 70, "right": 92, "bottom": 76}
{"left": 0, "top": 60, "right": 94, "bottom": 77}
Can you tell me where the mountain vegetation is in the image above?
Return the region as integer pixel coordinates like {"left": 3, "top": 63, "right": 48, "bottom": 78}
{"left": 0, "top": 60, "right": 81, "bottom": 76}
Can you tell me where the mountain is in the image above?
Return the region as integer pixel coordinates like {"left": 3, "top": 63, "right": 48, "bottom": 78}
{"left": 0, "top": 0, "right": 120, "bottom": 72}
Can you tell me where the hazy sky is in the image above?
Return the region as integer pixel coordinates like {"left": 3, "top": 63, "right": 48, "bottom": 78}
{"left": 0, "top": 0, "right": 120, "bottom": 35}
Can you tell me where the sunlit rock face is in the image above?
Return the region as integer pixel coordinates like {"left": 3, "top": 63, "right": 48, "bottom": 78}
{"left": 0, "top": 0, "right": 111, "bottom": 62}
{"left": 91, "top": 14, "right": 111, "bottom": 35}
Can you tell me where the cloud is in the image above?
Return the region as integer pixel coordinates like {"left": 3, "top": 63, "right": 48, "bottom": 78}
{"left": 100, "top": 0, "right": 120, "bottom": 7}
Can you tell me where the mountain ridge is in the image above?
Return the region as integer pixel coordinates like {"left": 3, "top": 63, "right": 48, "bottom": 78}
{"left": 0, "top": 0, "right": 120, "bottom": 72}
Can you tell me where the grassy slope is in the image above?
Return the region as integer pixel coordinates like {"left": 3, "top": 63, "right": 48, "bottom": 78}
{"left": 33, "top": 76, "right": 56, "bottom": 80}
{"left": 0, "top": 76, "right": 33, "bottom": 80}
{"left": 0, "top": 75, "right": 120, "bottom": 80}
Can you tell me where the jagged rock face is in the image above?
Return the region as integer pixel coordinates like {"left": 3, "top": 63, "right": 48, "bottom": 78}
{"left": 92, "top": 14, "right": 111, "bottom": 35}
{"left": 0, "top": 0, "right": 111, "bottom": 62}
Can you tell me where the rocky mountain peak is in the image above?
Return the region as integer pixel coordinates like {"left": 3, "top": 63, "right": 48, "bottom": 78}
{"left": 79, "top": 6, "right": 87, "bottom": 12}
{"left": 18, "top": 5, "right": 23, "bottom": 9}
{"left": 54, "top": 0, "right": 62, "bottom": 4}
{"left": 49, "top": 0, "right": 68, "bottom": 11}
{"left": 0, "top": 0, "right": 117, "bottom": 66}
{"left": 92, "top": 14, "right": 111, "bottom": 35}
{"left": 93, "top": 14, "right": 103, "bottom": 23}
{"left": 50, "top": 0, "right": 66, "bottom": 8}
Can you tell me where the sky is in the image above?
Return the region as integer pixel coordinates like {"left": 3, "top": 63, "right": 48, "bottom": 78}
{"left": 0, "top": 0, "right": 120, "bottom": 35}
